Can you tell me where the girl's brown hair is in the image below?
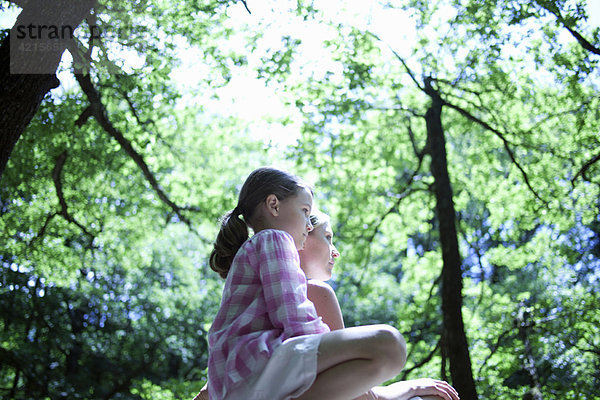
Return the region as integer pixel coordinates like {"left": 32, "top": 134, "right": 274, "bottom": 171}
{"left": 209, "top": 167, "right": 310, "bottom": 279}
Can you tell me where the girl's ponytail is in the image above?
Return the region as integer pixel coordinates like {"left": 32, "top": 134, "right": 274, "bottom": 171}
{"left": 209, "top": 207, "right": 249, "bottom": 279}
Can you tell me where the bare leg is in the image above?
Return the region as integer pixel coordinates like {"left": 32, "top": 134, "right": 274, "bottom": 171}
{"left": 294, "top": 325, "right": 406, "bottom": 400}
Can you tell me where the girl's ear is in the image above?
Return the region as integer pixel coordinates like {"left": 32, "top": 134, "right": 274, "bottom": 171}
{"left": 265, "top": 194, "right": 280, "bottom": 216}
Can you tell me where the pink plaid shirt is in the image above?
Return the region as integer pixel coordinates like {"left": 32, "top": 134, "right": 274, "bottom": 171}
{"left": 207, "top": 229, "right": 330, "bottom": 400}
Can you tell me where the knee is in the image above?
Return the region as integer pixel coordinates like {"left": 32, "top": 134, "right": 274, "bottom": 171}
{"left": 371, "top": 325, "right": 407, "bottom": 373}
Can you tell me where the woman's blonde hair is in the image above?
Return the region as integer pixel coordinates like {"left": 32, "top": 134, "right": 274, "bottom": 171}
{"left": 309, "top": 209, "right": 330, "bottom": 232}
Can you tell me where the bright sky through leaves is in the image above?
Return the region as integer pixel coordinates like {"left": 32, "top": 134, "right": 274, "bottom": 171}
{"left": 1, "top": 0, "right": 598, "bottom": 149}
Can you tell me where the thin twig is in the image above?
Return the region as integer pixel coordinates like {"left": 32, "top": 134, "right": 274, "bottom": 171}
{"left": 240, "top": 0, "right": 251, "bottom": 14}
{"left": 442, "top": 101, "right": 547, "bottom": 205}
{"left": 366, "top": 31, "right": 424, "bottom": 92}
{"left": 401, "top": 340, "right": 441, "bottom": 379}
{"left": 28, "top": 212, "right": 58, "bottom": 246}
{"left": 51, "top": 150, "right": 96, "bottom": 246}
{"left": 572, "top": 151, "right": 600, "bottom": 185}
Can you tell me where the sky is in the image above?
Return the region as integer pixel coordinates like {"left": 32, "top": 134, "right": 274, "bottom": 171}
{"left": 1, "top": 0, "right": 599, "bottom": 148}
{"left": 189, "top": 0, "right": 418, "bottom": 147}
{"left": 176, "top": 0, "right": 600, "bottom": 147}
{"left": 0, "top": 0, "right": 418, "bottom": 148}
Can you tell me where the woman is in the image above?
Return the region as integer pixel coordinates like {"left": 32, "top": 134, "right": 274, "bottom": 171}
{"left": 298, "top": 210, "right": 457, "bottom": 400}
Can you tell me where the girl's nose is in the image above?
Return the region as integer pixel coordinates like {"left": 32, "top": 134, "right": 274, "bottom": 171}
{"left": 306, "top": 219, "right": 314, "bottom": 232}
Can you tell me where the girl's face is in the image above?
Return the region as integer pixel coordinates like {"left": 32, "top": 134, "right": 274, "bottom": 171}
{"left": 275, "top": 187, "right": 314, "bottom": 250}
{"left": 299, "top": 222, "right": 339, "bottom": 280}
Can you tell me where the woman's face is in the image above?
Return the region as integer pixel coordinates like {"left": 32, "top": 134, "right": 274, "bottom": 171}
{"left": 299, "top": 222, "right": 340, "bottom": 280}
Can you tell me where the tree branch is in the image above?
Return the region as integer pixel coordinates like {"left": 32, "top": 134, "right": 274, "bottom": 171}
{"left": 72, "top": 67, "right": 195, "bottom": 231}
{"left": 355, "top": 113, "right": 431, "bottom": 284}
{"left": 355, "top": 184, "right": 426, "bottom": 286}
{"left": 109, "top": 75, "right": 189, "bottom": 163}
{"left": 456, "top": 217, "right": 487, "bottom": 313}
{"left": 350, "top": 117, "right": 433, "bottom": 287}
{"left": 564, "top": 25, "right": 600, "bottom": 55}
{"left": 119, "top": 88, "right": 155, "bottom": 128}
{"left": 365, "top": 104, "right": 425, "bottom": 118}
{"left": 542, "top": 5, "right": 600, "bottom": 56}
{"left": 572, "top": 151, "right": 600, "bottom": 185}
{"left": 240, "top": 0, "right": 251, "bottom": 14}
{"left": 74, "top": 105, "right": 93, "bottom": 127}
{"left": 476, "top": 310, "right": 565, "bottom": 379}
{"left": 401, "top": 339, "right": 441, "bottom": 379}
{"left": 66, "top": 34, "right": 209, "bottom": 235}
{"left": 435, "top": 78, "right": 490, "bottom": 98}
{"left": 28, "top": 212, "right": 58, "bottom": 246}
{"left": 51, "top": 150, "right": 96, "bottom": 247}
{"left": 366, "top": 31, "right": 424, "bottom": 92}
{"left": 52, "top": 151, "right": 70, "bottom": 217}
{"left": 406, "top": 116, "right": 427, "bottom": 159}
{"left": 476, "top": 328, "right": 516, "bottom": 378}
{"left": 442, "top": 100, "right": 546, "bottom": 204}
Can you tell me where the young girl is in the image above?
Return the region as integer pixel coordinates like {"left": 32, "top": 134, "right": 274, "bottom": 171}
{"left": 206, "top": 167, "right": 458, "bottom": 400}
{"left": 195, "top": 208, "right": 459, "bottom": 400}
{"left": 298, "top": 210, "right": 460, "bottom": 400}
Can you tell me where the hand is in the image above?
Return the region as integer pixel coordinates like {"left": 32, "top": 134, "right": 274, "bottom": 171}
{"left": 371, "top": 378, "right": 460, "bottom": 400}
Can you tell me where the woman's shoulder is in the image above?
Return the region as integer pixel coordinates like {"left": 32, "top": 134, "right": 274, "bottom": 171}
{"left": 307, "top": 279, "right": 336, "bottom": 298}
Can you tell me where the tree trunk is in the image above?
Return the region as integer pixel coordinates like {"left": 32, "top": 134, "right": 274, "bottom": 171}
{"left": 517, "top": 306, "right": 544, "bottom": 400}
{"left": 0, "top": 0, "right": 95, "bottom": 181}
{"left": 424, "top": 78, "right": 478, "bottom": 400}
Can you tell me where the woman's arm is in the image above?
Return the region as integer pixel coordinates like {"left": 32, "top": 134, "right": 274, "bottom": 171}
{"left": 305, "top": 282, "right": 458, "bottom": 400}
{"left": 371, "top": 379, "right": 460, "bottom": 400}
{"left": 307, "top": 279, "right": 345, "bottom": 331}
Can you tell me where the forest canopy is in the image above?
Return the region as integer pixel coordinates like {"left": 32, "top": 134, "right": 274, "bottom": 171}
{"left": 1, "top": 0, "right": 599, "bottom": 399}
